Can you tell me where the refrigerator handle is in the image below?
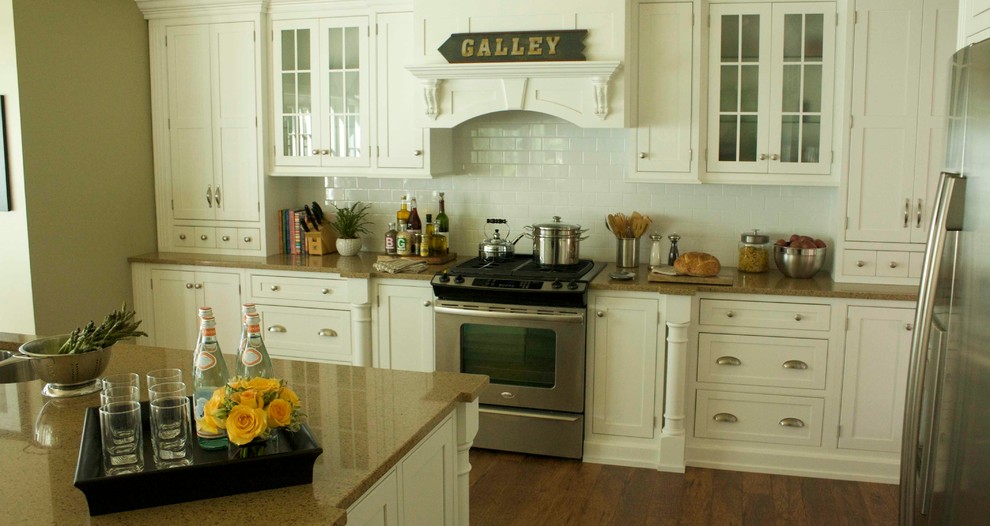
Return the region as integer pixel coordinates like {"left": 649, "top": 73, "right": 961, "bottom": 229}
{"left": 919, "top": 325, "right": 947, "bottom": 516}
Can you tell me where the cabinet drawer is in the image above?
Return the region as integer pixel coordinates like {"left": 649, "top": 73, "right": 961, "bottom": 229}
{"left": 238, "top": 228, "right": 260, "bottom": 251}
{"left": 249, "top": 274, "right": 348, "bottom": 304}
{"left": 216, "top": 227, "right": 238, "bottom": 250}
{"left": 173, "top": 226, "right": 195, "bottom": 248}
{"left": 256, "top": 305, "right": 352, "bottom": 364}
{"left": 875, "top": 251, "right": 910, "bottom": 278}
{"left": 697, "top": 333, "right": 827, "bottom": 389}
{"left": 194, "top": 226, "right": 216, "bottom": 248}
{"left": 842, "top": 250, "right": 877, "bottom": 277}
{"left": 694, "top": 390, "right": 824, "bottom": 447}
{"left": 699, "top": 299, "right": 830, "bottom": 331}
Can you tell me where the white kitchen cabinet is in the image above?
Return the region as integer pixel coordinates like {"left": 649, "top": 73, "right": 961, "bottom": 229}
{"left": 838, "top": 306, "right": 914, "bottom": 453}
{"left": 588, "top": 294, "right": 659, "bottom": 439}
{"left": 148, "top": 267, "right": 242, "bottom": 351}
{"left": 630, "top": 2, "right": 699, "bottom": 182}
{"left": 374, "top": 280, "right": 435, "bottom": 372}
{"left": 958, "top": 0, "right": 990, "bottom": 47}
{"left": 705, "top": 2, "right": 836, "bottom": 184}
{"left": 844, "top": 0, "right": 957, "bottom": 246}
{"left": 347, "top": 414, "right": 456, "bottom": 525}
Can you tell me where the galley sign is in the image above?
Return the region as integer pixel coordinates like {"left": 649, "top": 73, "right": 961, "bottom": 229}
{"left": 438, "top": 30, "right": 587, "bottom": 64}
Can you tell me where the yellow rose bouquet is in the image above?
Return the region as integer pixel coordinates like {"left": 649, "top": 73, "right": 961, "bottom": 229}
{"left": 206, "top": 376, "right": 305, "bottom": 447}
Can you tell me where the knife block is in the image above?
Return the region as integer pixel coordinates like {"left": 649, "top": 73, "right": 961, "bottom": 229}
{"left": 305, "top": 228, "right": 337, "bottom": 255}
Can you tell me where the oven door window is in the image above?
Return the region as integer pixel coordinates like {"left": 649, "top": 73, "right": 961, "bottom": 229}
{"left": 460, "top": 324, "right": 556, "bottom": 388}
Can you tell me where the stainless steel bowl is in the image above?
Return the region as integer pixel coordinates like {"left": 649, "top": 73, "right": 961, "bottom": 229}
{"left": 773, "top": 245, "right": 826, "bottom": 278}
{"left": 17, "top": 335, "right": 112, "bottom": 396}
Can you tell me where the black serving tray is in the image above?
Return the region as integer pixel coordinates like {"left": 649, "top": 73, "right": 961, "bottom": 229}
{"left": 73, "top": 398, "right": 323, "bottom": 516}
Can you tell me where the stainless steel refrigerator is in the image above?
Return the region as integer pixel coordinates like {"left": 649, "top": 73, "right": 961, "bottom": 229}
{"left": 901, "top": 38, "right": 990, "bottom": 525}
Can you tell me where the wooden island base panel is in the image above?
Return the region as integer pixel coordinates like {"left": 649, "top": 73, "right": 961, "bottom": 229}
{"left": 0, "top": 340, "right": 486, "bottom": 525}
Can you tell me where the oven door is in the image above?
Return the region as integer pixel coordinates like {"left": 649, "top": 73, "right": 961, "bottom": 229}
{"left": 434, "top": 300, "right": 586, "bottom": 413}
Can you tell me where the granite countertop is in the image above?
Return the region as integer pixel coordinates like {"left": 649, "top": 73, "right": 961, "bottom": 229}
{"left": 0, "top": 340, "right": 487, "bottom": 524}
{"left": 129, "top": 252, "right": 919, "bottom": 302}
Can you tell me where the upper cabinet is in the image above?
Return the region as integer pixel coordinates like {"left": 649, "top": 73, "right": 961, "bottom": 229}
{"left": 958, "top": 0, "right": 990, "bottom": 47}
{"left": 269, "top": 9, "right": 451, "bottom": 178}
{"left": 705, "top": 2, "right": 837, "bottom": 185}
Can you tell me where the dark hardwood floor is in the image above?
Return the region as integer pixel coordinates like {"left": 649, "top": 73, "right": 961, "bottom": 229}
{"left": 469, "top": 449, "right": 899, "bottom": 526}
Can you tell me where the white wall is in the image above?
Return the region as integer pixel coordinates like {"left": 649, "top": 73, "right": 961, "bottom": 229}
{"left": 0, "top": 0, "right": 36, "bottom": 333}
{"left": 312, "top": 111, "right": 837, "bottom": 267}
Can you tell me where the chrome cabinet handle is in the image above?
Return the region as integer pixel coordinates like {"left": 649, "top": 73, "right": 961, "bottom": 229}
{"left": 194, "top": 283, "right": 202, "bottom": 289}
{"left": 716, "top": 356, "right": 741, "bottom": 366}
{"left": 639, "top": 152, "right": 647, "bottom": 159}
{"left": 783, "top": 360, "right": 809, "bottom": 370}
{"left": 267, "top": 325, "right": 287, "bottom": 333}
{"left": 179, "top": 234, "right": 187, "bottom": 240}
{"left": 726, "top": 311, "right": 734, "bottom": 318}
{"left": 270, "top": 285, "right": 280, "bottom": 292}
{"left": 770, "top": 153, "right": 779, "bottom": 160}
{"left": 222, "top": 235, "right": 230, "bottom": 242}
{"left": 206, "top": 185, "right": 213, "bottom": 207}
{"left": 916, "top": 199, "right": 923, "bottom": 228}
{"left": 713, "top": 413, "right": 738, "bottom": 423}
{"left": 318, "top": 329, "right": 337, "bottom": 337}
{"left": 185, "top": 283, "right": 193, "bottom": 289}
{"left": 200, "top": 234, "right": 208, "bottom": 241}
{"left": 856, "top": 260, "right": 865, "bottom": 268}
{"left": 423, "top": 300, "right": 431, "bottom": 307}
{"left": 779, "top": 417, "right": 805, "bottom": 428}
{"left": 214, "top": 186, "right": 221, "bottom": 207}
{"left": 904, "top": 199, "right": 910, "bottom": 227}
{"left": 413, "top": 149, "right": 423, "bottom": 156}
{"left": 243, "top": 236, "right": 252, "bottom": 243}
{"left": 596, "top": 311, "right": 604, "bottom": 318}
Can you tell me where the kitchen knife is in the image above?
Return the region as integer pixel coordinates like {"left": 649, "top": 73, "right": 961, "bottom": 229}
{"left": 311, "top": 202, "right": 325, "bottom": 225}
{"left": 298, "top": 215, "right": 309, "bottom": 233}
{"left": 303, "top": 204, "right": 319, "bottom": 231}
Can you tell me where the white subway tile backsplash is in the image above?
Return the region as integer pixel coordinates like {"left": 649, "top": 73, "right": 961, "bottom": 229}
{"left": 316, "top": 112, "right": 835, "bottom": 264}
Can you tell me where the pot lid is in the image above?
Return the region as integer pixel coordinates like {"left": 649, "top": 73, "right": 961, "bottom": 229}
{"left": 740, "top": 229, "right": 770, "bottom": 244}
{"left": 531, "top": 216, "right": 583, "bottom": 235}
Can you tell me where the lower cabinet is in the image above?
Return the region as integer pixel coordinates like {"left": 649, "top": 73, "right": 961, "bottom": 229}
{"left": 588, "top": 293, "right": 660, "bottom": 439}
{"left": 254, "top": 304, "right": 352, "bottom": 364}
{"left": 374, "top": 280, "right": 435, "bottom": 372}
{"left": 347, "top": 414, "right": 456, "bottom": 526}
{"left": 838, "top": 305, "right": 914, "bottom": 453}
{"left": 139, "top": 266, "right": 243, "bottom": 351}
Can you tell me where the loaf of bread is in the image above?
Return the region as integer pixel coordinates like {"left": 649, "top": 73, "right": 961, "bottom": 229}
{"left": 674, "top": 252, "right": 722, "bottom": 277}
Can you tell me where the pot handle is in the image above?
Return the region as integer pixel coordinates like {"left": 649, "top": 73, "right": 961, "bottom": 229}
{"left": 0, "top": 354, "right": 31, "bottom": 370}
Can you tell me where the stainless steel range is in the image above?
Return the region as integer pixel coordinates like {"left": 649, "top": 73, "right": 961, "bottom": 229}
{"left": 432, "top": 255, "right": 605, "bottom": 459}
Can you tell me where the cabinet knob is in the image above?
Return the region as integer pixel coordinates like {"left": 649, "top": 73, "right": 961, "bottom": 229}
{"left": 311, "top": 149, "right": 320, "bottom": 155}
{"left": 856, "top": 260, "right": 865, "bottom": 268}
{"left": 759, "top": 154, "right": 768, "bottom": 160}
{"left": 782, "top": 360, "right": 809, "bottom": 370}
{"left": 638, "top": 152, "right": 647, "bottom": 159}
{"left": 713, "top": 413, "right": 738, "bottom": 423}
{"left": 596, "top": 311, "right": 604, "bottom": 318}
{"left": 413, "top": 149, "right": 423, "bottom": 156}
{"left": 779, "top": 417, "right": 805, "bottom": 428}
{"left": 321, "top": 149, "right": 330, "bottom": 155}
{"left": 267, "top": 325, "right": 287, "bottom": 333}
{"left": 423, "top": 300, "right": 431, "bottom": 307}
{"left": 770, "top": 153, "right": 780, "bottom": 161}
{"left": 185, "top": 283, "right": 193, "bottom": 289}
{"left": 726, "top": 311, "right": 734, "bottom": 318}
{"left": 716, "top": 356, "right": 741, "bottom": 366}
{"left": 243, "top": 236, "right": 252, "bottom": 243}
{"left": 270, "top": 285, "right": 280, "bottom": 292}
{"left": 889, "top": 261, "right": 898, "bottom": 268}
{"left": 179, "top": 234, "right": 187, "bottom": 240}
{"left": 905, "top": 324, "right": 913, "bottom": 331}
{"left": 794, "top": 314, "right": 802, "bottom": 321}
{"left": 318, "top": 329, "right": 337, "bottom": 337}
{"left": 194, "top": 283, "right": 202, "bottom": 289}
{"left": 200, "top": 234, "right": 208, "bottom": 241}
{"left": 222, "top": 235, "right": 230, "bottom": 242}
{"left": 321, "top": 288, "right": 330, "bottom": 295}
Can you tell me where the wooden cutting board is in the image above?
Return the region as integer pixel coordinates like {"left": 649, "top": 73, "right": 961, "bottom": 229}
{"left": 647, "top": 271, "right": 734, "bottom": 286}
{"left": 377, "top": 253, "right": 457, "bottom": 265}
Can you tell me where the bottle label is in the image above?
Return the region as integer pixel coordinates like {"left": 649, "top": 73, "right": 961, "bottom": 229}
{"left": 385, "top": 236, "right": 395, "bottom": 251}
{"left": 247, "top": 324, "right": 261, "bottom": 334}
{"left": 201, "top": 327, "right": 217, "bottom": 337}
{"left": 241, "top": 347, "right": 263, "bottom": 367}
{"left": 195, "top": 349, "right": 217, "bottom": 371}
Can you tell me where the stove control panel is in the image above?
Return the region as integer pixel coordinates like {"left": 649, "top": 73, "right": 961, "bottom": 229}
{"left": 471, "top": 279, "right": 544, "bottom": 290}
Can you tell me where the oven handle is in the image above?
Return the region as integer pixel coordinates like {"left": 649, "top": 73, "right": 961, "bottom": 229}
{"left": 434, "top": 305, "right": 585, "bottom": 323}
{"left": 479, "top": 407, "right": 582, "bottom": 422}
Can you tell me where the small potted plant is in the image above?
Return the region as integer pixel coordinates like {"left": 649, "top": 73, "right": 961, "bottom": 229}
{"left": 329, "top": 201, "right": 373, "bottom": 256}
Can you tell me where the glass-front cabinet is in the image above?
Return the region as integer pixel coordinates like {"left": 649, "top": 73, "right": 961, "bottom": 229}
{"left": 707, "top": 2, "right": 835, "bottom": 180}
{"left": 272, "top": 17, "right": 369, "bottom": 169}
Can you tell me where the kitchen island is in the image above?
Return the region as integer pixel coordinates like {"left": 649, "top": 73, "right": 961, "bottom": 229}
{"left": 0, "top": 339, "right": 487, "bottom": 525}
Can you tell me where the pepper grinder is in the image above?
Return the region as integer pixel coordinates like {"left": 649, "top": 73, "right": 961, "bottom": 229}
{"left": 667, "top": 233, "right": 681, "bottom": 266}
{"left": 648, "top": 232, "right": 665, "bottom": 270}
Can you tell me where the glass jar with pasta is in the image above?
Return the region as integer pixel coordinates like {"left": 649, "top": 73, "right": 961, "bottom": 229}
{"left": 738, "top": 229, "right": 770, "bottom": 273}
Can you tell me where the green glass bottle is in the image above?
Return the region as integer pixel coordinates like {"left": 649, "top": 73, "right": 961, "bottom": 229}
{"left": 193, "top": 315, "right": 230, "bottom": 450}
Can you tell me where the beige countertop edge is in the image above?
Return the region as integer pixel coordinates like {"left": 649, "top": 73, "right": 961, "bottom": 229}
{"left": 128, "top": 252, "right": 919, "bottom": 302}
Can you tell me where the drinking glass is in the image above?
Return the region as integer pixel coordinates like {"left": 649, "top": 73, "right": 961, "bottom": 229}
{"left": 102, "top": 372, "right": 140, "bottom": 392}
{"left": 149, "top": 396, "right": 193, "bottom": 468}
{"left": 100, "top": 385, "right": 139, "bottom": 407}
{"left": 99, "top": 400, "right": 144, "bottom": 475}
{"left": 146, "top": 368, "right": 183, "bottom": 395}
{"left": 149, "top": 381, "right": 187, "bottom": 402}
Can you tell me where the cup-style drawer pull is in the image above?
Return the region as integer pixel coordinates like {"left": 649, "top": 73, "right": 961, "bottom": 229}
{"left": 270, "top": 285, "right": 280, "bottom": 292}
{"left": 726, "top": 311, "right": 734, "bottom": 318}
{"left": 782, "top": 360, "right": 809, "bottom": 370}
{"left": 716, "top": 356, "right": 741, "bottom": 366}
{"left": 779, "top": 417, "right": 805, "bottom": 428}
{"left": 318, "top": 329, "right": 337, "bottom": 337}
{"left": 713, "top": 413, "right": 738, "bottom": 423}
{"left": 267, "top": 325, "right": 287, "bottom": 333}
{"left": 321, "top": 288, "right": 330, "bottom": 295}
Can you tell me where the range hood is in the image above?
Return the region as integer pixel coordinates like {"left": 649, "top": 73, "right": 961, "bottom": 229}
{"left": 408, "top": 0, "right": 630, "bottom": 128}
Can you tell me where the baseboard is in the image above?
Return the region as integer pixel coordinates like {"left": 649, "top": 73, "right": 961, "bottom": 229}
{"left": 582, "top": 438, "right": 667, "bottom": 471}
{"left": 686, "top": 443, "right": 900, "bottom": 484}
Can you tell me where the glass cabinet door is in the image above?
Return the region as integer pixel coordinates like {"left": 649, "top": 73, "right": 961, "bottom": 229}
{"left": 319, "top": 17, "right": 369, "bottom": 167}
{"left": 274, "top": 20, "right": 318, "bottom": 167}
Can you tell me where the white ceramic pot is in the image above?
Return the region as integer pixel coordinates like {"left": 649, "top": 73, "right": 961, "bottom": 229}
{"left": 336, "top": 237, "right": 362, "bottom": 256}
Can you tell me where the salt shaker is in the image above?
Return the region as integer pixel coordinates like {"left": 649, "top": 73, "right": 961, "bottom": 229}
{"left": 649, "top": 232, "right": 664, "bottom": 269}
{"left": 667, "top": 234, "right": 681, "bottom": 266}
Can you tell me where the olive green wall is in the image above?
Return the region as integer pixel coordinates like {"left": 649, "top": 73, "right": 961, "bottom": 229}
{"left": 13, "top": 0, "right": 156, "bottom": 334}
